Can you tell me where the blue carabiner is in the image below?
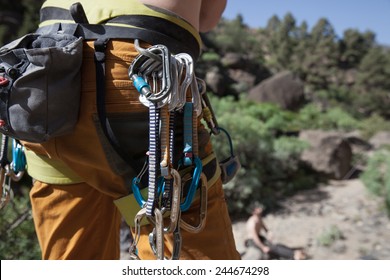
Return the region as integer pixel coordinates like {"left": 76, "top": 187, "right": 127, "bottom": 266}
{"left": 132, "top": 177, "right": 165, "bottom": 208}
{"left": 132, "top": 177, "right": 146, "bottom": 207}
{"left": 12, "top": 139, "right": 26, "bottom": 173}
{"left": 180, "top": 156, "right": 202, "bottom": 212}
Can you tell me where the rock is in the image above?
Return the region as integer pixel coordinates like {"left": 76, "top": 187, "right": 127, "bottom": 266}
{"left": 221, "top": 52, "right": 246, "bottom": 69}
{"left": 205, "top": 66, "right": 228, "bottom": 95}
{"left": 299, "top": 130, "right": 353, "bottom": 179}
{"left": 228, "top": 69, "right": 257, "bottom": 92}
{"left": 248, "top": 71, "right": 305, "bottom": 111}
{"left": 369, "top": 131, "right": 390, "bottom": 149}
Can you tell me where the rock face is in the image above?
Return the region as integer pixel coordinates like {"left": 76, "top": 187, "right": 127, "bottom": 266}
{"left": 248, "top": 71, "right": 305, "bottom": 111}
{"left": 299, "top": 130, "right": 352, "bottom": 180}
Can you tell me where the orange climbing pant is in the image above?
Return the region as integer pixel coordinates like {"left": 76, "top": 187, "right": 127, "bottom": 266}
{"left": 24, "top": 40, "right": 240, "bottom": 260}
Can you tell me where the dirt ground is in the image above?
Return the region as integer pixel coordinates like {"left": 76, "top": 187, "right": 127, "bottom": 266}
{"left": 232, "top": 179, "right": 390, "bottom": 260}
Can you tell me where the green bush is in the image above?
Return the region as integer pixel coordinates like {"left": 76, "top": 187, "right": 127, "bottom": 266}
{"left": 201, "top": 51, "right": 221, "bottom": 63}
{"left": 209, "top": 95, "right": 316, "bottom": 216}
{"left": 297, "top": 104, "right": 359, "bottom": 131}
{"left": 359, "top": 113, "right": 390, "bottom": 140}
{"left": 317, "top": 225, "right": 344, "bottom": 247}
{"left": 360, "top": 150, "right": 390, "bottom": 216}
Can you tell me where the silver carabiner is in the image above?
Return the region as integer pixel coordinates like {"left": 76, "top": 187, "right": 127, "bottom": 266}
{"left": 148, "top": 208, "right": 165, "bottom": 260}
{"left": 162, "top": 169, "right": 182, "bottom": 234}
{"left": 5, "top": 165, "right": 24, "bottom": 182}
{"left": 174, "top": 53, "right": 193, "bottom": 111}
{"left": 180, "top": 173, "right": 208, "bottom": 233}
{"left": 0, "top": 167, "right": 13, "bottom": 209}
{"left": 129, "top": 44, "right": 172, "bottom": 104}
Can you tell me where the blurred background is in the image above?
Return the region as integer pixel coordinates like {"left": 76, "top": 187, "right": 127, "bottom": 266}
{"left": 1, "top": 0, "right": 390, "bottom": 260}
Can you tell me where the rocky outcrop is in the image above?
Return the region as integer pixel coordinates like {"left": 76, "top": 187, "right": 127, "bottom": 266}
{"left": 248, "top": 71, "right": 305, "bottom": 111}
{"left": 299, "top": 130, "right": 353, "bottom": 179}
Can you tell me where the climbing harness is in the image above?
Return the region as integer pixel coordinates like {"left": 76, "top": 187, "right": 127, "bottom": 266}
{"left": 0, "top": 1, "right": 240, "bottom": 259}
{"left": 0, "top": 135, "right": 26, "bottom": 209}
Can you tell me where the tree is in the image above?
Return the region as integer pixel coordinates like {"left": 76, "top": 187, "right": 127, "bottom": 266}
{"left": 353, "top": 46, "right": 390, "bottom": 117}
{"left": 339, "top": 29, "right": 376, "bottom": 69}
{"left": 263, "top": 13, "right": 297, "bottom": 72}
{"left": 303, "top": 18, "right": 339, "bottom": 92}
{"left": 207, "top": 14, "right": 252, "bottom": 54}
{"left": 0, "top": 0, "right": 43, "bottom": 45}
{"left": 290, "top": 21, "right": 310, "bottom": 78}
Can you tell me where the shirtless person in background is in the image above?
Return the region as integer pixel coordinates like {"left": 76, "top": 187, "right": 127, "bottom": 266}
{"left": 244, "top": 204, "right": 306, "bottom": 260}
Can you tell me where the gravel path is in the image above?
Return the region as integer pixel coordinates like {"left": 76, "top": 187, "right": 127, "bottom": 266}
{"left": 232, "top": 179, "right": 390, "bottom": 260}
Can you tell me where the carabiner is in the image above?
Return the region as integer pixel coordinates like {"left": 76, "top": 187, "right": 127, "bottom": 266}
{"left": 174, "top": 53, "right": 194, "bottom": 111}
{"left": 132, "top": 176, "right": 165, "bottom": 208}
{"left": 180, "top": 173, "right": 208, "bottom": 233}
{"left": 148, "top": 208, "right": 165, "bottom": 260}
{"left": 128, "top": 44, "right": 172, "bottom": 104}
{"left": 180, "top": 156, "right": 202, "bottom": 212}
{"left": 162, "top": 169, "right": 181, "bottom": 234}
{"left": 201, "top": 90, "right": 220, "bottom": 135}
{"left": 0, "top": 167, "right": 9, "bottom": 209}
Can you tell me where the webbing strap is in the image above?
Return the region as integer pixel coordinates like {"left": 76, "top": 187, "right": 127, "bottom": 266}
{"left": 183, "top": 103, "right": 193, "bottom": 166}
{"left": 146, "top": 102, "right": 160, "bottom": 216}
{"left": 24, "top": 149, "right": 83, "bottom": 184}
{"left": 93, "top": 39, "right": 139, "bottom": 172}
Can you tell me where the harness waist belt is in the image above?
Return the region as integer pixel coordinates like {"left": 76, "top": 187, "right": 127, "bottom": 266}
{"left": 36, "top": 17, "right": 200, "bottom": 60}
{"left": 25, "top": 150, "right": 83, "bottom": 184}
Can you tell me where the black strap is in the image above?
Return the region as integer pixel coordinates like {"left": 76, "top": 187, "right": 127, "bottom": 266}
{"left": 69, "top": 2, "right": 89, "bottom": 24}
{"left": 38, "top": 6, "right": 200, "bottom": 60}
{"left": 0, "top": 134, "right": 9, "bottom": 168}
{"left": 93, "top": 38, "right": 138, "bottom": 170}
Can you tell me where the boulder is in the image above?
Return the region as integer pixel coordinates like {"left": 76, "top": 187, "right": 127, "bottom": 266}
{"left": 221, "top": 52, "right": 246, "bottom": 69}
{"left": 205, "top": 66, "right": 228, "bottom": 96}
{"left": 299, "top": 130, "right": 353, "bottom": 180}
{"left": 228, "top": 69, "right": 257, "bottom": 92}
{"left": 248, "top": 71, "right": 305, "bottom": 111}
{"left": 369, "top": 131, "right": 390, "bottom": 149}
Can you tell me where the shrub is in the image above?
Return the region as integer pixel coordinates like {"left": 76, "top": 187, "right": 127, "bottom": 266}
{"left": 297, "top": 104, "right": 359, "bottom": 131}
{"left": 360, "top": 150, "right": 390, "bottom": 216}
{"left": 317, "top": 225, "right": 344, "bottom": 247}
{"left": 209, "top": 95, "right": 316, "bottom": 216}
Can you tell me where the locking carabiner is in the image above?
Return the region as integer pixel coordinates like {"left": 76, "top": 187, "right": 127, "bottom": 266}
{"left": 128, "top": 44, "right": 172, "bottom": 104}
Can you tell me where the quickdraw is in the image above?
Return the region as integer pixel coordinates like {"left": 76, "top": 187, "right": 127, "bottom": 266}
{"left": 128, "top": 39, "right": 211, "bottom": 259}
{"left": 128, "top": 39, "right": 240, "bottom": 259}
{"left": 0, "top": 135, "right": 26, "bottom": 209}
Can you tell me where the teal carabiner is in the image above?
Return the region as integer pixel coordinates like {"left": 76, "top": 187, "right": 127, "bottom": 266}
{"left": 12, "top": 139, "right": 26, "bottom": 173}
{"left": 180, "top": 156, "right": 202, "bottom": 212}
{"left": 132, "top": 177, "right": 165, "bottom": 208}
